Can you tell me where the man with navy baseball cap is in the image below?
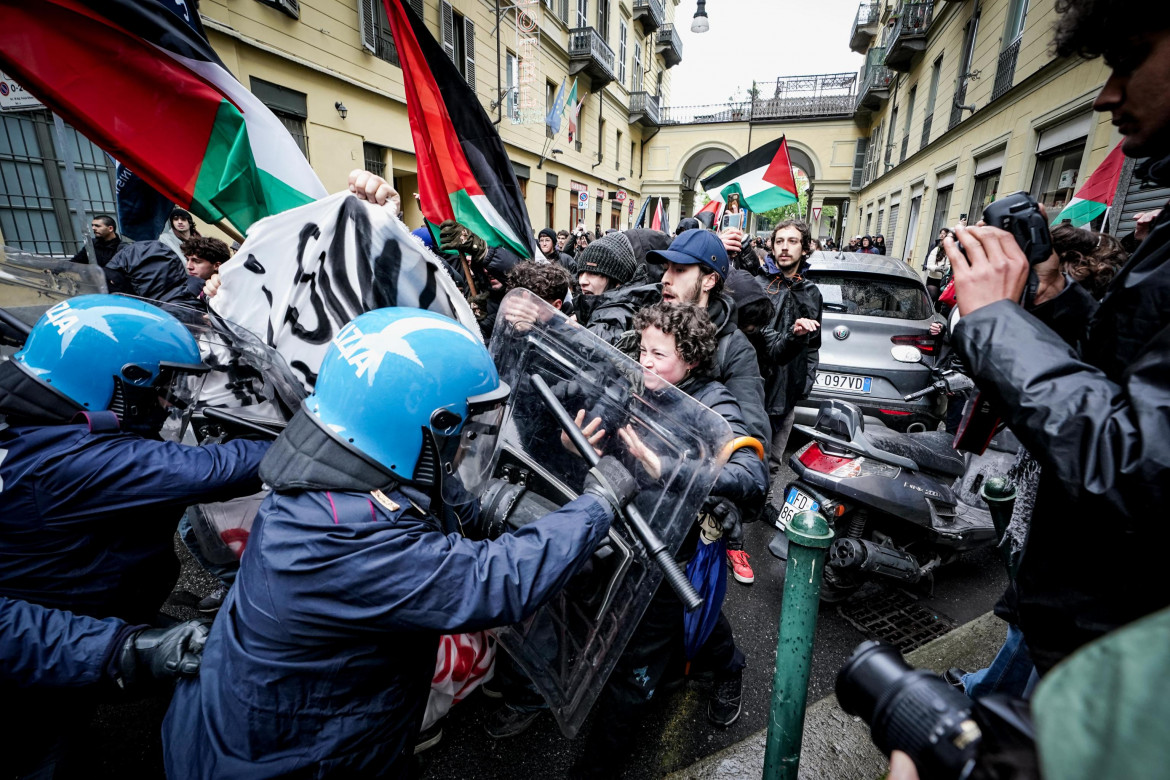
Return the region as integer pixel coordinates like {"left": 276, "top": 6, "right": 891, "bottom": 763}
{"left": 647, "top": 230, "right": 768, "bottom": 585}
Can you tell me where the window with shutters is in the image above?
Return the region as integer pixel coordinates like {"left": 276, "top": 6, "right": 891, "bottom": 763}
{"left": 441, "top": 2, "right": 476, "bottom": 89}
{"left": 901, "top": 86, "right": 915, "bottom": 163}
{"left": 506, "top": 52, "right": 520, "bottom": 122}
{"left": 885, "top": 106, "right": 898, "bottom": 170}
{"left": 886, "top": 202, "right": 900, "bottom": 247}
{"left": 363, "top": 142, "right": 388, "bottom": 178}
{"left": 252, "top": 77, "right": 310, "bottom": 160}
{"left": 358, "top": 0, "right": 402, "bottom": 67}
{"left": 577, "top": 0, "right": 588, "bottom": 28}
{"left": 851, "top": 137, "right": 868, "bottom": 189}
{"left": 598, "top": 118, "right": 606, "bottom": 164}
{"left": 922, "top": 55, "right": 942, "bottom": 148}
{"left": 632, "top": 42, "right": 643, "bottom": 92}
{"left": 615, "top": 130, "right": 622, "bottom": 170}
{"left": 630, "top": 141, "right": 635, "bottom": 177}
{"left": 597, "top": 0, "right": 610, "bottom": 42}
{"left": 618, "top": 20, "right": 628, "bottom": 87}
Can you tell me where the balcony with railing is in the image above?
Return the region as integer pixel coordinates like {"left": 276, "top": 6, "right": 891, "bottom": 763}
{"left": 655, "top": 23, "right": 683, "bottom": 68}
{"left": 754, "top": 72, "right": 858, "bottom": 119}
{"left": 856, "top": 47, "right": 894, "bottom": 112}
{"left": 629, "top": 91, "right": 661, "bottom": 127}
{"left": 884, "top": 0, "right": 934, "bottom": 72}
{"left": 992, "top": 37, "right": 1021, "bottom": 100}
{"left": 632, "top": 0, "right": 664, "bottom": 35}
{"left": 850, "top": 2, "right": 882, "bottom": 54}
{"left": 568, "top": 27, "right": 616, "bottom": 88}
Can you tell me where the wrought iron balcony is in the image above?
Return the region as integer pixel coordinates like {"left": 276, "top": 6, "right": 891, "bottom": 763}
{"left": 632, "top": 0, "right": 664, "bottom": 35}
{"left": 660, "top": 102, "right": 751, "bottom": 125}
{"left": 754, "top": 72, "right": 858, "bottom": 119}
{"left": 655, "top": 23, "right": 683, "bottom": 69}
{"left": 849, "top": 2, "right": 882, "bottom": 54}
{"left": 855, "top": 47, "right": 894, "bottom": 112}
{"left": 568, "top": 27, "right": 616, "bottom": 89}
{"left": 628, "top": 91, "right": 661, "bottom": 128}
{"left": 884, "top": 0, "right": 934, "bottom": 72}
{"left": 992, "top": 38, "right": 1021, "bottom": 100}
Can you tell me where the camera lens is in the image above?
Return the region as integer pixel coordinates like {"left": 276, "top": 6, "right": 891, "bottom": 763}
{"left": 837, "top": 641, "right": 982, "bottom": 780}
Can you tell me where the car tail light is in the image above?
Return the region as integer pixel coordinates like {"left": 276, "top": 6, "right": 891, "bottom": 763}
{"left": 891, "top": 334, "right": 938, "bottom": 355}
{"left": 798, "top": 442, "right": 855, "bottom": 474}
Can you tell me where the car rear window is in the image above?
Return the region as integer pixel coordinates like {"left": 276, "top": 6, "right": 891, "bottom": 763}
{"left": 807, "top": 273, "right": 932, "bottom": 320}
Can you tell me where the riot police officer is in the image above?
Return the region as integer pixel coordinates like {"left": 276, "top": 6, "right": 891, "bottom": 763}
{"left": 163, "top": 307, "right": 635, "bottom": 779}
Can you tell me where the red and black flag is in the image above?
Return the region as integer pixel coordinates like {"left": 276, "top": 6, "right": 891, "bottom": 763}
{"left": 382, "top": 0, "right": 535, "bottom": 258}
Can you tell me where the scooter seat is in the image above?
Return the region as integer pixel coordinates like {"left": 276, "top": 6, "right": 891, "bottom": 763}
{"left": 864, "top": 428, "right": 966, "bottom": 477}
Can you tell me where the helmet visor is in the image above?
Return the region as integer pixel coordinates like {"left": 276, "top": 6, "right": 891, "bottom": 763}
{"left": 440, "top": 381, "right": 510, "bottom": 503}
{"left": 155, "top": 360, "right": 210, "bottom": 442}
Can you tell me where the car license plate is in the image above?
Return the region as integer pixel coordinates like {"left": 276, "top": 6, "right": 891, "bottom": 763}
{"left": 777, "top": 487, "right": 819, "bottom": 531}
{"left": 815, "top": 371, "right": 872, "bottom": 394}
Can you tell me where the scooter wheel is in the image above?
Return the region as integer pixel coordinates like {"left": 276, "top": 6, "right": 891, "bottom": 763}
{"left": 819, "top": 567, "right": 861, "bottom": 603}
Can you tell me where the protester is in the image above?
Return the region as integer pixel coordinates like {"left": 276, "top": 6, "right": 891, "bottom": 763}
{"left": 756, "top": 219, "right": 823, "bottom": 481}
{"left": 158, "top": 206, "right": 198, "bottom": 264}
{"left": 571, "top": 302, "right": 766, "bottom": 779}
{"left": 437, "top": 218, "right": 524, "bottom": 338}
{"left": 808, "top": 237, "right": 821, "bottom": 252}
{"left": 649, "top": 230, "right": 769, "bottom": 584}
{"left": 874, "top": 234, "right": 887, "bottom": 255}
{"left": 69, "top": 214, "right": 133, "bottom": 266}
{"left": 674, "top": 216, "right": 701, "bottom": 235}
{"left": 574, "top": 231, "right": 658, "bottom": 345}
{"left": 104, "top": 239, "right": 196, "bottom": 302}
{"left": 1051, "top": 222, "right": 1128, "bottom": 299}
{"left": 506, "top": 259, "right": 571, "bottom": 310}
{"left": 538, "top": 227, "right": 576, "bottom": 273}
{"left": 181, "top": 235, "right": 230, "bottom": 299}
{"left": 882, "top": 5, "right": 1170, "bottom": 779}
{"left": 0, "top": 295, "right": 270, "bottom": 775}
{"left": 858, "top": 235, "right": 880, "bottom": 254}
{"left": 556, "top": 229, "right": 571, "bottom": 253}
{"left": 163, "top": 307, "right": 632, "bottom": 778}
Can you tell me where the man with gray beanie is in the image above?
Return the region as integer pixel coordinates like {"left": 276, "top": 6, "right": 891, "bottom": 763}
{"left": 574, "top": 231, "right": 659, "bottom": 345}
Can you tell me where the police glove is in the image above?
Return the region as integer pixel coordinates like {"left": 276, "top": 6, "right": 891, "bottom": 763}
{"left": 582, "top": 455, "right": 638, "bottom": 516}
{"left": 704, "top": 496, "right": 742, "bottom": 536}
{"left": 116, "top": 619, "right": 211, "bottom": 688}
{"left": 438, "top": 219, "right": 488, "bottom": 263}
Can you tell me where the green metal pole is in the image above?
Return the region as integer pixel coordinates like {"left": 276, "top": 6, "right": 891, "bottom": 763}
{"left": 762, "top": 510, "right": 835, "bottom": 780}
{"left": 980, "top": 476, "right": 1019, "bottom": 579}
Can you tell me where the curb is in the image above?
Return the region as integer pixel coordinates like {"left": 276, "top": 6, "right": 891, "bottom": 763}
{"left": 665, "top": 611, "right": 1008, "bottom": 779}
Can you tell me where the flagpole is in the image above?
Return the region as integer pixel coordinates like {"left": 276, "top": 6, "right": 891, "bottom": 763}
{"left": 213, "top": 218, "right": 245, "bottom": 244}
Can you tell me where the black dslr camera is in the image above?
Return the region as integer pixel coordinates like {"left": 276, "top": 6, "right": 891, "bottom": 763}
{"left": 979, "top": 191, "right": 1053, "bottom": 265}
{"left": 836, "top": 641, "right": 1036, "bottom": 780}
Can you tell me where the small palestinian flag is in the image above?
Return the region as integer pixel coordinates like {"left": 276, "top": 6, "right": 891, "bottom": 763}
{"left": 701, "top": 136, "right": 798, "bottom": 213}
{"left": 0, "top": 0, "right": 327, "bottom": 235}
{"left": 382, "top": 0, "right": 535, "bottom": 258}
{"left": 1051, "top": 142, "right": 1125, "bottom": 227}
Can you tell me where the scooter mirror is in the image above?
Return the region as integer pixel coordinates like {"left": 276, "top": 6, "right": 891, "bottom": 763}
{"left": 891, "top": 345, "right": 923, "bottom": 364}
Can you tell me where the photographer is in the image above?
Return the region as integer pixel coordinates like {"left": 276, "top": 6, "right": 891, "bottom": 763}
{"left": 879, "top": 4, "right": 1170, "bottom": 779}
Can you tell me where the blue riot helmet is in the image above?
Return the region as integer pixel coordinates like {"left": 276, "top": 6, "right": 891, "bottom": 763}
{"left": 305, "top": 308, "right": 509, "bottom": 498}
{"left": 13, "top": 295, "right": 209, "bottom": 433}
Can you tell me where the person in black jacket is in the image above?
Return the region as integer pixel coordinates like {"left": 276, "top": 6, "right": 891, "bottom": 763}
{"left": 538, "top": 227, "right": 576, "bottom": 273}
{"left": 104, "top": 239, "right": 199, "bottom": 303}
{"left": 69, "top": 214, "right": 133, "bottom": 266}
{"left": 437, "top": 218, "right": 525, "bottom": 339}
{"left": 574, "top": 231, "right": 659, "bottom": 345}
{"left": 756, "top": 219, "right": 823, "bottom": 478}
{"left": 649, "top": 229, "right": 769, "bottom": 584}
{"left": 889, "top": 6, "right": 1170, "bottom": 779}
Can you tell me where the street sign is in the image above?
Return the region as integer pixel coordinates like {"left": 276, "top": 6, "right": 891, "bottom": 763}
{"left": 578, "top": 190, "right": 589, "bottom": 207}
{"left": 628, "top": 199, "right": 635, "bottom": 215}
{"left": 0, "top": 73, "right": 43, "bottom": 112}
{"left": 812, "top": 206, "right": 822, "bottom": 223}
{"left": 616, "top": 190, "right": 627, "bottom": 202}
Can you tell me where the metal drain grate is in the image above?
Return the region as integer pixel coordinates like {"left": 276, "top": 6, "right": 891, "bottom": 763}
{"left": 837, "top": 589, "right": 955, "bottom": 652}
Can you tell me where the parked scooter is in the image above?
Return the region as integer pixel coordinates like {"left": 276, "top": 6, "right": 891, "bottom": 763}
{"left": 770, "top": 365, "right": 1017, "bottom": 601}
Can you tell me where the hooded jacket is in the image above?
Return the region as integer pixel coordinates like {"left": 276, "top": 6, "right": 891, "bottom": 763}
{"left": 755, "top": 264, "right": 823, "bottom": 417}
{"left": 163, "top": 410, "right": 613, "bottom": 779}
{"left": 69, "top": 233, "right": 133, "bottom": 267}
{"left": 952, "top": 155, "right": 1170, "bottom": 674}
{"left": 104, "top": 240, "right": 198, "bottom": 303}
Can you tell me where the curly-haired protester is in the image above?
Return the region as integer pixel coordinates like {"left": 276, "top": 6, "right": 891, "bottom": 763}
{"left": 1050, "top": 223, "right": 1128, "bottom": 299}
{"left": 569, "top": 301, "right": 766, "bottom": 778}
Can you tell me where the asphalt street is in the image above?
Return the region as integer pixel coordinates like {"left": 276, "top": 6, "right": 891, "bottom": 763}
{"left": 82, "top": 440, "right": 1006, "bottom": 779}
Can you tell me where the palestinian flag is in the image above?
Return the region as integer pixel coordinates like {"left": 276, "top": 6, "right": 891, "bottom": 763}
{"left": 1051, "top": 142, "right": 1125, "bottom": 227}
{"left": 651, "top": 198, "right": 665, "bottom": 232}
{"left": 0, "top": 0, "right": 327, "bottom": 235}
{"left": 701, "top": 136, "right": 798, "bottom": 213}
{"left": 694, "top": 199, "right": 722, "bottom": 229}
{"left": 382, "top": 0, "right": 534, "bottom": 258}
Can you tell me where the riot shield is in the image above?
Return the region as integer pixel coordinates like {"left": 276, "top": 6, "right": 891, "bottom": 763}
{"left": 0, "top": 246, "right": 106, "bottom": 352}
{"left": 488, "top": 289, "right": 735, "bottom": 738}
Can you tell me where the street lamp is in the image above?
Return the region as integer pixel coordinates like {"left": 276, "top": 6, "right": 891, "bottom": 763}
{"left": 691, "top": 0, "right": 709, "bottom": 33}
{"left": 334, "top": 101, "right": 348, "bottom": 119}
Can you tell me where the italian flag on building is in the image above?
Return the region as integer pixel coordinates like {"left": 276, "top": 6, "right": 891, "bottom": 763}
{"left": 700, "top": 136, "right": 799, "bottom": 213}
{"left": 1052, "top": 142, "right": 1126, "bottom": 228}
{"left": 0, "top": 0, "right": 328, "bottom": 236}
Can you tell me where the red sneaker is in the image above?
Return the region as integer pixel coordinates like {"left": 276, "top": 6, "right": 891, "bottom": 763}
{"left": 727, "top": 550, "right": 754, "bottom": 584}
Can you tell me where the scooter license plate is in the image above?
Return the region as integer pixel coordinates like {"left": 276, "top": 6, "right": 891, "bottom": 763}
{"left": 777, "top": 488, "right": 819, "bottom": 531}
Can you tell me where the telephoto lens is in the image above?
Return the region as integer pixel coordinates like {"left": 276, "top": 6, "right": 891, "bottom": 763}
{"left": 836, "top": 641, "right": 983, "bottom": 780}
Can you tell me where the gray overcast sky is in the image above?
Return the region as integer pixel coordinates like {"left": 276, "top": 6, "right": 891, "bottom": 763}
{"left": 668, "top": 0, "right": 866, "bottom": 107}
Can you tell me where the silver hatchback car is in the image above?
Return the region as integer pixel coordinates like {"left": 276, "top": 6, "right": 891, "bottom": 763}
{"left": 794, "top": 252, "right": 945, "bottom": 432}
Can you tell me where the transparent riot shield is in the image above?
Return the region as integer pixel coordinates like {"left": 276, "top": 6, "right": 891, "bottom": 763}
{"left": 0, "top": 247, "right": 107, "bottom": 354}
{"left": 488, "top": 289, "right": 735, "bottom": 738}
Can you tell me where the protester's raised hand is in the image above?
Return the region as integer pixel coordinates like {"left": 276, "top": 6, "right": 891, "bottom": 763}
{"left": 618, "top": 425, "right": 662, "bottom": 480}
{"left": 203, "top": 273, "right": 222, "bottom": 299}
{"left": 561, "top": 409, "right": 606, "bottom": 457}
{"left": 944, "top": 225, "right": 1031, "bottom": 316}
{"left": 719, "top": 227, "right": 744, "bottom": 255}
{"left": 348, "top": 169, "right": 402, "bottom": 214}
